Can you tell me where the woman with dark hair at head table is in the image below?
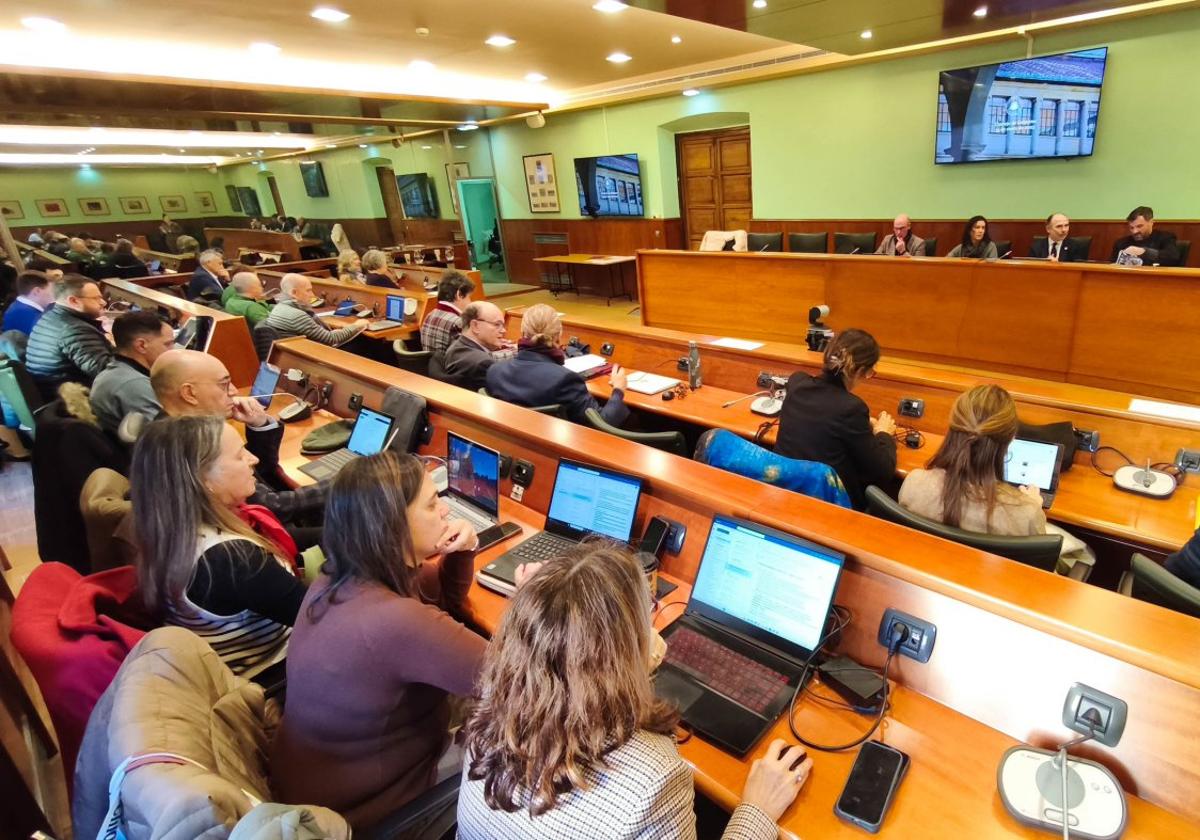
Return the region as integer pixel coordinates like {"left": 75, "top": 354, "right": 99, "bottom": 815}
{"left": 774, "top": 328, "right": 896, "bottom": 509}
{"left": 900, "top": 384, "right": 1094, "bottom": 572}
{"left": 272, "top": 451, "right": 497, "bottom": 830}
{"left": 130, "top": 415, "right": 307, "bottom": 677}
{"left": 946, "top": 215, "right": 998, "bottom": 259}
{"left": 458, "top": 543, "right": 811, "bottom": 839}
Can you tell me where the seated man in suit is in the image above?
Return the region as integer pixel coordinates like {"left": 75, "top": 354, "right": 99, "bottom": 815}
{"left": 150, "top": 348, "right": 326, "bottom": 522}
{"left": 1030, "top": 213, "right": 1082, "bottom": 262}
{"left": 874, "top": 214, "right": 926, "bottom": 257}
{"left": 486, "top": 303, "right": 628, "bottom": 426}
{"left": 1111, "top": 205, "right": 1181, "bottom": 266}
{"left": 263, "top": 273, "right": 367, "bottom": 346}
{"left": 1, "top": 270, "right": 55, "bottom": 335}
{"left": 432, "top": 301, "right": 514, "bottom": 392}
{"left": 187, "top": 249, "right": 230, "bottom": 300}
{"left": 222, "top": 271, "right": 273, "bottom": 327}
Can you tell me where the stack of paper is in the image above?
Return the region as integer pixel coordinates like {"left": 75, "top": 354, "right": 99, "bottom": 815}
{"left": 626, "top": 371, "right": 680, "bottom": 395}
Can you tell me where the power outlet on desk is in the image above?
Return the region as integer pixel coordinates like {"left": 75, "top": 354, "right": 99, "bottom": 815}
{"left": 1062, "top": 683, "right": 1127, "bottom": 747}
{"left": 898, "top": 398, "right": 925, "bottom": 419}
{"left": 1175, "top": 448, "right": 1200, "bottom": 473}
{"left": 1074, "top": 429, "right": 1101, "bottom": 453}
{"left": 348, "top": 392, "right": 364, "bottom": 411}
{"left": 600, "top": 342, "right": 615, "bottom": 357}
{"left": 877, "top": 608, "right": 936, "bottom": 663}
{"left": 677, "top": 356, "right": 690, "bottom": 372}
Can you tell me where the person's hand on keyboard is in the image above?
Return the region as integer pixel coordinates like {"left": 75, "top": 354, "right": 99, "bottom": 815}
{"left": 514, "top": 561, "right": 545, "bottom": 588}
{"left": 435, "top": 518, "right": 478, "bottom": 557}
{"left": 741, "top": 739, "right": 812, "bottom": 821}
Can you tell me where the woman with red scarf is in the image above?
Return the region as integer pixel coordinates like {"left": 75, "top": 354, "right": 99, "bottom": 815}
{"left": 130, "top": 415, "right": 306, "bottom": 677}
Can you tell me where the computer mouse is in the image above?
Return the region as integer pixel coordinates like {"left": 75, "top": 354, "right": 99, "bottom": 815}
{"left": 661, "top": 390, "right": 675, "bottom": 401}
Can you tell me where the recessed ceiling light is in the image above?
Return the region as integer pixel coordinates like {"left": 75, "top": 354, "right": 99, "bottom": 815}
{"left": 752, "top": 0, "right": 767, "bottom": 8}
{"left": 80, "top": 163, "right": 91, "bottom": 169}
{"left": 485, "top": 35, "right": 516, "bottom": 47}
{"left": 525, "top": 72, "right": 548, "bottom": 83}
{"left": 682, "top": 88, "right": 700, "bottom": 97}
{"left": 860, "top": 29, "right": 873, "bottom": 39}
{"left": 974, "top": 5, "right": 988, "bottom": 16}
{"left": 606, "top": 52, "right": 632, "bottom": 64}
{"left": 310, "top": 7, "right": 350, "bottom": 23}
{"left": 21, "top": 16, "right": 67, "bottom": 32}
{"left": 178, "top": 148, "right": 186, "bottom": 153}
{"left": 671, "top": 35, "right": 682, "bottom": 44}
{"left": 325, "top": 144, "right": 336, "bottom": 148}
{"left": 421, "top": 145, "right": 433, "bottom": 150}
{"left": 249, "top": 42, "right": 281, "bottom": 56}
{"left": 456, "top": 124, "right": 480, "bottom": 132}
{"left": 409, "top": 59, "right": 435, "bottom": 72}
{"left": 592, "top": 1, "right": 627, "bottom": 12}
{"left": 454, "top": 144, "right": 467, "bottom": 149}
{"left": 358, "top": 144, "right": 368, "bottom": 148}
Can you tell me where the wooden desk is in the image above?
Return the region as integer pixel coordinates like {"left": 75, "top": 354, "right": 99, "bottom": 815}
{"left": 534, "top": 254, "right": 636, "bottom": 303}
{"left": 386, "top": 264, "right": 485, "bottom": 299}
{"left": 265, "top": 352, "right": 1200, "bottom": 833}
{"left": 99, "top": 277, "right": 258, "bottom": 387}
{"left": 204, "top": 228, "right": 321, "bottom": 262}
{"left": 132, "top": 247, "right": 195, "bottom": 274}
{"left": 637, "top": 250, "right": 1200, "bottom": 404}
{"left": 297, "top": 277, "right": 429, "bottom": 343}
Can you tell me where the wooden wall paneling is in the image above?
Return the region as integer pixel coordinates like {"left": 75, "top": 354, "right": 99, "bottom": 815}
{"left": 500, "top": 219, "right": 683, "bottom": 285}
{"left": 204, "top": 228, "right": 317, "bottom": 261}
{"left": 12, "top": 216, "right": 244, "bottom": 249}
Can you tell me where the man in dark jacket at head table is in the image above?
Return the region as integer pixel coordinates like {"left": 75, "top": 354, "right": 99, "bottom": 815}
{"left": 1110, "top": 205, "right": 1182, "bottom": 266}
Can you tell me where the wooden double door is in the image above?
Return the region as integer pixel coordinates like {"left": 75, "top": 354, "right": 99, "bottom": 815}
{"left": 677, "top": 127, "right": 752, "bottom": 250}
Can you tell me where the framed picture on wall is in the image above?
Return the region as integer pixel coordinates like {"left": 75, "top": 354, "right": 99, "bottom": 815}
{"left": 522, "top": 153, "right": 559, "bottom": 213}
{"left": 236, "top": 186, "right": 261, "bottom": 217}
{"left": 195, "top": 191, "right": 217, "bottom": 212}
{"left": 79, "top": 197, "right": 111, "bottom": 216}
{"left": 0, "top": 200, "right": 24, "bottom": 221}
{"left": 445, "top": 162, "right": 470, "bottom": 213}
{"left": 119, "top": 196, "right": 150, "bottom": 214}
{"left": 225, "top": 185, "right": 243, "bottom": 213}
{"left": 36, "top": 199, "right": 69, "bottom": 218}
{"left": 160, "top": 195, "right": 187, "bottom": 213}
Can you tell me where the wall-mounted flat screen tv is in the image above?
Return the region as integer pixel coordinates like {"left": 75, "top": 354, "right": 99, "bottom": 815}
{"left": 935, "top": 47, "right": 1107, "bottom": 164}
{"left": 575, "top": 154, "right": 644, "bottom": 217}
{"left": 300, "top": 161, "right": 330, "bottom": 197}
{"left": 397, "top": 173, "right": 439, "bottom": 219}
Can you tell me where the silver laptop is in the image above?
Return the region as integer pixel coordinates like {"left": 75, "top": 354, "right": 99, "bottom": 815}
{"left": 444, "top": 431, "right": 501, "bottom": 531}
{"left": 1003, "top": 437, "right": 1065, "bottom": 509}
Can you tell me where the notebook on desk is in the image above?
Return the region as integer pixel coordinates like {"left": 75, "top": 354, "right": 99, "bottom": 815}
{"left": 626, "top": 371, "right": 680, "bottom": 395}
{"left": 654, "top": 515, "right": 845, "bottom": 756}
{"left": 563, "top": 354, "right": 611, "bottom": 379}
{"left": 1003, "top": 437, "right": 1065, "bottom": 509}
{"left": 476, "top": 459, "right": 643, "bottom": 595}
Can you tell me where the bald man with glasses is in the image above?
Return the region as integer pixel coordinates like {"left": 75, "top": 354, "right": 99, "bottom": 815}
{"left": 875, "top": 214, "right": 927, "bottom": 257}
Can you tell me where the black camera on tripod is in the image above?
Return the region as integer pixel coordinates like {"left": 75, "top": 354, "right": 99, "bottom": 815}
{"left": 806, "top": 304, "right": 833, "bottom": 352}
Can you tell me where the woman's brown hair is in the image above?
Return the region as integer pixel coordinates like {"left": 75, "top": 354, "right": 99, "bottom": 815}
{"left": 520, "top": 303, "right": 561, "bottom": 347}
{"left": 462, "top": 543, "right": 677, "bottom": 816}
{"left": 336, "top": 249, "right": 362, "bottom": 282}
{"left": 926, "top": 384, "right": 1019, "bottom": 527}
{"left": 131, "top": 415, "right": 284, "bottom": 613}
{"left": 822, "top": 327, "right": 880, "bottom": 385}
{"left": 307, "top": 450, "right": 426, "bottom": 620}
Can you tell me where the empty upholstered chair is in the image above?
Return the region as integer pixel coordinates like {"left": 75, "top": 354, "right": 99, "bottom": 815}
{"left": 923, "top": 236, "right": 938, "bottom": 256}
{"left": 833, "top": 232, "right": 877, "bottom": 254}
{"left": 1119, "top": 553, "right": 1200, "bottom": 618}
{"left": 694, "top": 429, "right": 850, "bottom": 507}
{"left": 993, "top": 239, "right": 1012, "bottom": 259}
{"left": 392, "top": 339, "right": 432, "bottom": 376}
{"left": 583, "top": 407, "right": 687, "bottom": 456}
{"left": 478, "top": 387, "right": 565, "bottom": 419}
{"left": 252, "top": 321, "right": 282, "bottom": 362}
{"left": 788, "top": 232, "right": 828, "bottom": 253}
{"left": 1176, "top": 240, "right": 1192, "bottom": 266}
{"left": 747, "top": 232, "right": 783, "bottom": 252}
{"left": 1067, "top": 235, "right": 1093, "bottom": 260}
{"left": 863, "top": 486, "right": 1079, "bottom": 576}
{"left": 698, "top": 229, "right": 748, "bottom": 252}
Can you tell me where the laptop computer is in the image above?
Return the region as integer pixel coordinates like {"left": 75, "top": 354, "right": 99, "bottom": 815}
{"left": 250, "top": 362, "right": 281, "bottom": 408}
{"left": 367, "top": 295, "right": 407, "bottom": 332}
{"left": 476, "top": 459, "right": 643, "bottom": 595}
{"left": 1003, "top": 437, "right": 1065, "bottom": 509}
{"left": 654, "top": 515, "right": 845, "bottom": 756}
{"left": 442, "top": 432, "right": 520, "bottom": 551}
{"left": 298, "top": 406, "right": 398, "bottom": 481}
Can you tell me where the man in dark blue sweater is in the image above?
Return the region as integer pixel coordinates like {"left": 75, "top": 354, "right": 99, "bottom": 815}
{"left": 2, "top": 270, "right": 56, "bottom": 336}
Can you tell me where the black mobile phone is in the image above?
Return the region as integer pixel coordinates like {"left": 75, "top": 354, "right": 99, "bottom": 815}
{"left": 638, "top": 515, "right": 671, "bottom": 558}
{"left": 833, "top": 741, "right": 909, "bottom": 833}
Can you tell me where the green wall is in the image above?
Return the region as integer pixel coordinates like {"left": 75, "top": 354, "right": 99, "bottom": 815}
{"left": 488, "top": 9, "right": 1200, "bottom": 221}
{"left": 0, "top": 167, "right": 228, "bottom": 227}
{"left": 460, "top": 180, "right": 499, "bottom": 257}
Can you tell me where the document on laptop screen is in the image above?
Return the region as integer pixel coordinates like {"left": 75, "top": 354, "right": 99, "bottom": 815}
{"left": 692, "top": 519, "right": 841, "bottom": 652}
{"left": 1004, "top": 439, "right": 1058, "bottom": 491}
{"left": 347, "top": 409, "right": 393, "bottom": 456}
{"left": 547, "top": 463, "right": 641, "bottom": 542}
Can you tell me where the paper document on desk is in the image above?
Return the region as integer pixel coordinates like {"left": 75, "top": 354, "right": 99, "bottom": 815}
{"left": 711, "top": 337, "right": 764, "bottom": 351}
{"left": 626, "top": 372, "right": 680, "bottom": 395}
{"left": 564, "top": 354, "right": 609, "bottom": 375}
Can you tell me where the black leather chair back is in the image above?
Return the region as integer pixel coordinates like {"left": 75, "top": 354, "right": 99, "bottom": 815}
{"left": 584, "top": 407, "right": 687, "bottom": 456}
{"left": 993, "top": 239, "right": 1012, "bottom": 259}
{"left": 1176, "top": 240, "right": 1192, "bottom": 267}
{"left": 833, "top": 232, "right": 877, "bottom": 254}
{"left": 788, "top": 232, "right": 828, "bottom": 253}
{"left": 1121, "top": 554, "right": 1200, "bottom": 619}
{"left": 252, "top": 321, "right": 282, "bottom": 362}
{"left": 923, "top": 236, "right": 937, "bottom": 256}
{"left": 864, "top": 486, "right": 1062, "bottom": 571}
{"left": 747, "top": 232, "right": 783, "bottom": 252}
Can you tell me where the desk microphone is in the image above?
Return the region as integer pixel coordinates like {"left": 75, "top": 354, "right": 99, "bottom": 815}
{"left": 847, "top": 247, "right": 860, "bottom": 255}
{"left": 722, "top": 390, "right": 770, "bottom": 408}
{"left": 256, "top": 392, "right": 314, "bottom": 423}
{"left": 998, "top": 250, "right": 1012, "bottom": 259}
{"left": 758, "top": 243, "right": 771, "bottom": 252}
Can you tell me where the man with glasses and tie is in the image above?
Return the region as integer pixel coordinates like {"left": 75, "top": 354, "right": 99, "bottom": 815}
{"left": 25, "top": 273, "right": 114, "bottom": 399}
{"left": 432, "top": 301, "right": 516, "bottom": 392}
{"left": 1029, "top": 213, "right": 1081, "bottom": 262}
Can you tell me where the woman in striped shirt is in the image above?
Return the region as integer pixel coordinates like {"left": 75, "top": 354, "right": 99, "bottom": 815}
{"left": 131, "top": 415, "right": 306, "bottom": 677}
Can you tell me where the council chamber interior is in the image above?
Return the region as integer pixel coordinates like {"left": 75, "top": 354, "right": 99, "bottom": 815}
{"left": 3, "top": 1, "right": 1200, "bottom": 839}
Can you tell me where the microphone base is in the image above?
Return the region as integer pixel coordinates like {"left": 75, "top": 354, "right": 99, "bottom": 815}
{"left": 1112, "top": 465, "right": 1175, "bottom": 498}
{"left": 997, "top": 746, "right": 1127, "bottom": 839}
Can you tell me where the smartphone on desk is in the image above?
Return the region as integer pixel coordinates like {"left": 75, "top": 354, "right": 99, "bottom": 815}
{"left": 834, "top": 741, "right": 909, "bottom": 833}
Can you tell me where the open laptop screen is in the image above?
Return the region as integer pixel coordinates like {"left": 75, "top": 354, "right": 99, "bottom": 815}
{"left": 1003, "top": 438, "right": 1063, "bottom": 492}
{"left": 546, "top": 460, "right": 642, "bottom": 543}
{"left": 387, "top": 295, "right": 405, "bottom": 321}
{"left": 347, "top": 407, "right": 396, "bottom": 456}
{"left": 447, "top": 431, "right": 500, "bottom": 517}
{"left": 690, "top": 516, "right": 844, "bottom": 659}
{"left": 250, "top": 362, "right": 281, "bottom": 408}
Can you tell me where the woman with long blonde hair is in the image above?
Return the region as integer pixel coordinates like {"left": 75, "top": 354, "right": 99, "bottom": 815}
{"left": 336, "top": 249, "right": 366, "bottom": 284}
{"left": 458, "top": 544, "right": 810, "bottom": 839}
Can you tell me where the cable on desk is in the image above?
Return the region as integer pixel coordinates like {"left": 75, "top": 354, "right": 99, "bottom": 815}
{"left": 1089, "top": 445, "right": 1182, "bottom": 485}
{"left": 755, "top": 418, "right": 779, "bottom": 445}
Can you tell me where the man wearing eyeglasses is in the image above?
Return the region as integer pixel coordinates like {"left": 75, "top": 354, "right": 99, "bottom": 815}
{"left": 874, "top": 214, "right": 927, "bottom": 257}
{"left": 433, "top": 301, "right": 516, "bottom": 392}
{"left": 26, "top": 273, "right": 114, "bottom": 399}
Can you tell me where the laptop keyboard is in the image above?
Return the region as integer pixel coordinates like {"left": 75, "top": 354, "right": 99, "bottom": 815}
{"left": 445, "top": 497, "right": 495, "bottom": 531}
{"left": 367, "top": 319, "right": 402, "bottom": 332}
{"left": 664, "top": 626, "right": 790, "bottom": 716}
{"left": 504, "top": 531, "right": 573, "bottom": 563}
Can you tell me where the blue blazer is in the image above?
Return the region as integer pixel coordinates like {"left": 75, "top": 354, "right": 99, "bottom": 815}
{"left": 485, "top": 348, "right": 627, "bottom": 426}
{"left": 188, "top": 267, "right": 225, "bottom": 300}
{"left": 1, "top": 299, "right": 48, "bottom": 336}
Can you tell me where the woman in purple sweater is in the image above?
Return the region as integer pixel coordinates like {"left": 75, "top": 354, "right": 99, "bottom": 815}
{"left": 272, "top": 451, "right": 485, "bottom": 829}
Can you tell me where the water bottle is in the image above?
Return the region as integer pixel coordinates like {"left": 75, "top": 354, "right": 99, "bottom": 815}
{"left": 688, "top": 341, "right": 702, "bottom": 390}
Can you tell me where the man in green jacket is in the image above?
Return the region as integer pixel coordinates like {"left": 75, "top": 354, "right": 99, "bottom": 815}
{"left": 223, "top": 271, "right": 273, "bottom": 327}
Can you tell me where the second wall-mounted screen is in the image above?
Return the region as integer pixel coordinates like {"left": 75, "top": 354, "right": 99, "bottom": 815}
{"left": 575, "top": 154, "right": 644, "bottom": 217}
